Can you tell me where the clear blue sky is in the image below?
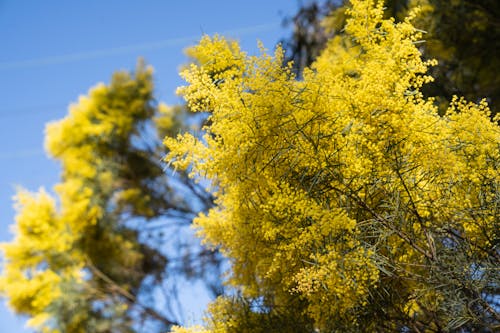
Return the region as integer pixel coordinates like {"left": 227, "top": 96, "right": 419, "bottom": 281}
{"left": 0, "top": 1, "right": 299, "bottom": 331}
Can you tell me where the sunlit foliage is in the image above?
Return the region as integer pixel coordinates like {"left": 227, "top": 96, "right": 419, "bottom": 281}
{"left": 167, "top": 0, "right": 499, "bottom": 331}
{"left": 284, "top": 0, "right": 500, "bottom": 116}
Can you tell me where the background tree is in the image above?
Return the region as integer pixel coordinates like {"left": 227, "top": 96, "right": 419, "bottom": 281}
{"left": 167, "top": 0, "right": 499, "bottom": 331}
{"left": 283, "top": 0, "right": 500, "bottom": 116}
{"left": 0, "top": 62, "right": 223, "bottom": 333}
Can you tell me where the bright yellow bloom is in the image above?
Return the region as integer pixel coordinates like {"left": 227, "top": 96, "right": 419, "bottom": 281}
{"left": 166, "top": 0, "right": 499, "bottom": 331}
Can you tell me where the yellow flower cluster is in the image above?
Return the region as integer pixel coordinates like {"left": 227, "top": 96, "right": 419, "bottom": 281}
{"left": 166, "top": 0, "right": 499, "bottom": 331}
{"left": 1, "top": 65, "right": 157, "bottom": 331}
{"left": 0, "top": 190, "right": 79, "bottom": 330}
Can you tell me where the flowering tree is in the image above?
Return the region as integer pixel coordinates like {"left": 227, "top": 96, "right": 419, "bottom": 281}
{"left": 167, "top": 0, "right": 499, "bottom": 331}
{"left": 0, "top": 63, "right": 222, "bottom": 332}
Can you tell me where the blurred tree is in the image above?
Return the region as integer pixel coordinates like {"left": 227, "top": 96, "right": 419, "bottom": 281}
{"left": 0, "top": 61, "right": 223, "bottom": 333}
{"left": 167, "top": 0, "right": 499, "bottom": 331}
{"left": 283, "top": 0, "right": 500, "bottom": 116}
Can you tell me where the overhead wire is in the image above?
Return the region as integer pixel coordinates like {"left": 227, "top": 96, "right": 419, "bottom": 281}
{"left": 0, "top": 22, "right": 283, "bottom": 159}
{"left": 0, "top": 22, "right": 280, "bottom": 71}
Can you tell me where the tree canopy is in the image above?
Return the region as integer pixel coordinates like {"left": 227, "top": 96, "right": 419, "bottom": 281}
{"left": 0, "top": 63, "right": 222, "bottom": 333}
{"left": 167, "top": 0, "right": 499, "bottom": 331}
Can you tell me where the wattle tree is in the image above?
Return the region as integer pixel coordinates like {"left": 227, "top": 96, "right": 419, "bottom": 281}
{"left": 167, "top": 1, "right": 499, "bottom": 331}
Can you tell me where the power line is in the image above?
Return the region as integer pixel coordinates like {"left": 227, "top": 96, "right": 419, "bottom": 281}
{"left": 0, "top": 149, "right": 45, "bottom": 160}
{"left": 0, "top": 22, "right": 285, "bottom": 160}
{"left": 0, "top": 22, "right": 283, "bottom": 119}
{"left": 0, "top": 103, "right": 65, "bottom": 118}
{"left": 0, "top": 22, "right": 281, "bottom": 71}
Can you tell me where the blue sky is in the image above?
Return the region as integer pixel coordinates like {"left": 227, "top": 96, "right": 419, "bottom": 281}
{"left": 0, "top": 1, "right": 299, "bottom": 331}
